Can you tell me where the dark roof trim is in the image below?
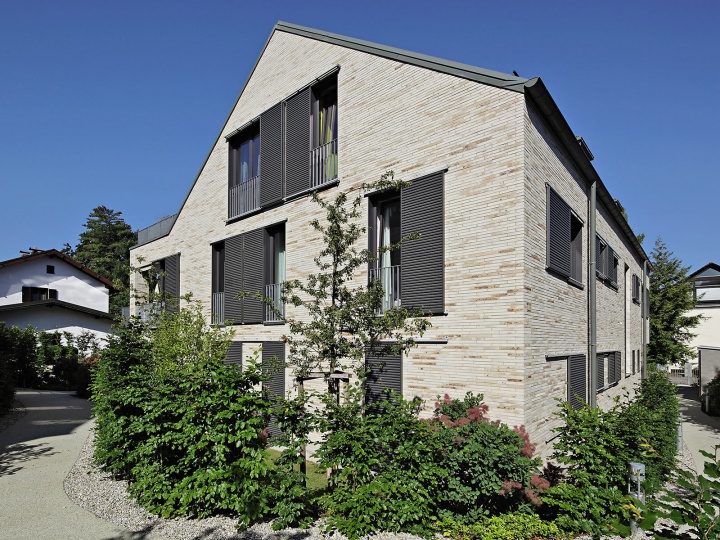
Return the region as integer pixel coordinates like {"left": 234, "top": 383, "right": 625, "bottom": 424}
{"left": 275, "top": 22, "right": 528, "bottom": 92}
{"left": 0, "top": 249, "right": 115, "bottom": 290}
{"left": 0, "top": 299, "right": 114, "bottom": 320}
{"left": 524, "top": 77, "right": 650, "bottom": 265}
{"left": 688, "top": 262, "right": 720, "bottom": 280}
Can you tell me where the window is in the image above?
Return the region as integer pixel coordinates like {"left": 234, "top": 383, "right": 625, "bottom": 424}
{"left": 596, "top": 235, "right": 619, "bottom": 289}
{"left": 22, "top": 287, "right": 57, "bottom": 302}
{"left": 370, "top": 194, "right": 402, "bottom": 311}
{"left": 228, "top": 124, "right": 261, "bottom": 218}
{"left": 369, "top": 171, "right": 445, "bottom": 315}
{"left": 597, "top": 353, "right": 606, "bottom": 390}
{"left": 262, "top": 341, "right": 285, "bottom": 436}
{"left": 140, "top": 254, "right": 180, "bottom": 317}
{"left": 264, "top": 225, "right": 286, "bottom": 322}
{"left": 211, "top": 242, "right": 225, "bottom": 325}
{"left": 632, "top": 350, "right": 636, "bottom": 375}
{"left": 546, "top": 185, "right": 583, "bottom": 286}
{"left": 222, "top": 224, "right": 285, "bottom": 325}
{"left": 632, "top": 274, "right": 641, "bottom": 304}
{"left": 311, "top": 76, "right": 338, "bottom": 187}
{"left": 46, "top": 265, "right": 55, "bottom": 274}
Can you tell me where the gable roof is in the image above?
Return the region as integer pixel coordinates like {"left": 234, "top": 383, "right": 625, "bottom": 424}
{"left": 0, "top": 249, "right": 115, "bottom": 290}
{"left": 132, "top": 21, "right": 649, "bottom": 265}
{"left": 689, "top": 262, "right": 720, "bottom": 280}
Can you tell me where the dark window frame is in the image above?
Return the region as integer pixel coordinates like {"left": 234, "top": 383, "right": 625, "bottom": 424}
{"left": 46, "top": 265, "right": 55, "bottom": 274}
{"left": 22, "top": 286, "right": 58, "bottom": 302}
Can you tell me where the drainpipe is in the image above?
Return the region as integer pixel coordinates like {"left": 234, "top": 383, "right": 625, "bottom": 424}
{"left": 589, "top": 181, "right": 597, "bottom": 408}
{"left": 642, "top": 260, "right": 648, "bottom": 379}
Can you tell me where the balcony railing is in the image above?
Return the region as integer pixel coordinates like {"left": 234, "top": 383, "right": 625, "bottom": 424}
{"left": 212, "top": 292, "right": 225, "bottom": 325}
{"left": 137, "top": 302, "right": 164, "bottom": 322}
{"left": 265, "top": 283, "right": 284, "bottom": 322}
{"left": 369, "top": 265, "right": 401, "bottom": 312}
{"left": 228, "top": 176, "right": 260, "bottom": 219}
{"left": 310, "top": 138, "right": 338, "bottom": 188}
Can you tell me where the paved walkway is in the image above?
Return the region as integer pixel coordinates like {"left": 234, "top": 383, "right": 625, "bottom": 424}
{"left": 677, "top": 385, "right": 720, "bottom": 473}
{"left": 0, "top": 389, "right": 164, "bottom": 540}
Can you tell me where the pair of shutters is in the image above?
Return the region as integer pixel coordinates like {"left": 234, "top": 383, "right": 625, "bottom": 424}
{"left": 248, "top": 85, "right": 326, "bottom": 209}
{"left": 225, "top": 341, "right": 242, "bottom": 366}
{"left": 596, "top": 236, "right": 618, "bottom": 287}
{"left": 224, "top": 230, "right": 264, "bottom": 324}
{"left": 597, "top": 351, "right": 623, "bottom": 390}
{"left": 567, "top": 354, "right": 586, "bottom": 410}
{"left": 262, "top": 341, "right": 286, "bottom": 437}
{"left": 365, "top": 351, "right": 402, "bottom": 414}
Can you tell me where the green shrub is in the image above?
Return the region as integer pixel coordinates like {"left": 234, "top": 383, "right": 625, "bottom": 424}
{"left": 317, "top": 394, "right": 443, "bottom": 539}
{"left": 706, "top": 371, "right": 720, "bottom": 416}
{"left": 438, "top": 513, "right": 571, "bottom": 540}
{"left": 431, "top": 393, "right": 544, "bottom": 523}
{"left": 0, "top": 351, "right": 14, "bottom": 415}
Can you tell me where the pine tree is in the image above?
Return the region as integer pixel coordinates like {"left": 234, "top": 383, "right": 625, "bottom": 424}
{"left": 65, "top": 206, "right": 137, "bottom": 317}
{"left": 648, "top": 237, "right": 701, "bottom": 365}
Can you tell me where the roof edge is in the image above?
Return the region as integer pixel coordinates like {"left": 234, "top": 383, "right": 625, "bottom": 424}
{"left": 0, "top": 249, "right": 116, "bottom": 290}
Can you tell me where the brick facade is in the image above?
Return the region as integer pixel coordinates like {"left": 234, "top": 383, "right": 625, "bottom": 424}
{"left": 130, "top": 23, "right": 648, "bottom": 457}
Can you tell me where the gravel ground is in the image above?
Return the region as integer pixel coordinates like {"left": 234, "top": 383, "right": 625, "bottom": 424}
{"left": 63, "top": 428, "right": 696, "bottom": 540}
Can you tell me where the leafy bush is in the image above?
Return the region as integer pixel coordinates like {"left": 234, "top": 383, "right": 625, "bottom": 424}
{"left": 431, "top": 393, "right": 544, "bottom": 523}
{"left": 0, "top": 322, "right": 42, "bottom": 388}
{"left": 0, "top": 350, "right": 13, "bottom": 415}
{"left": 706, "top": 371, "right": 720, "bottom": 416}
{"left": 437, "top": 513, "right": 571, "bottom": 540}
{"left": 316, "top": 394, "right": 443, "bottom": 539}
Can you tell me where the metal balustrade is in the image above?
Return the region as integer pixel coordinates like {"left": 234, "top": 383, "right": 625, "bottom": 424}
{"left": 228, "top": 176, "right": 260, "bottom": 219}
{"left": 369, "top": 265, "right": 401, "bottom": 312}
{"left": 265, "top": 283, "right": 284, "bottom": 322}
{"left": 137, "top": 302, "right": 163, "bottom": 322}
{"left": 310, "top": 139, "right": 338, "bottom": 188}
{"left": 212, "top": 292, "right": 225, "bottom": 325}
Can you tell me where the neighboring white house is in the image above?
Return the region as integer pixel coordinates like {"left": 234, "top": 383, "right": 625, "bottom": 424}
{"left": 0, "top": 249, "right": 114, "bottom": 341}
{"left": 687, "top": 263, "right": 720, "bottom": 394}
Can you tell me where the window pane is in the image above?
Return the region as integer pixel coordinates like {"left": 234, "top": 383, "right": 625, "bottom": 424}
{"left": 240, "top": 140, "right": 251, "bottom": 182}
{"left": 252, "top": 134, "right": 260, "bottom": 178}
{"left": 274, "top": 229, "right": 285, "bottom": 284}
{"left": 380, "top": 199, "right": 401, "bottom": 268}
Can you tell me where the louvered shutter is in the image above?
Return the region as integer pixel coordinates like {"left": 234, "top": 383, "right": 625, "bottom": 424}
{"left": 242, "top": 228, "right": 264, "bottom": 324}
{"left": 597, "top": 354, "right": 605, "bottom": 389}
{"left": 224, "top": 234, "right": 243, "bottom": 324}
{"left": 365, "top": 351, "right": 402, "bottom": 415}
{"left": 614, "top": 351, "right": 622, "bottom": 384}
{"left": 608, "top": 247, "right": 618, "bottom": 287}
{"left": 163, "top": 254, "right": 180, "bottom": 312}
{"left": 568, "top": 354, "right": 586, "bottom": 410}
{"left": 285, "top": 88, "right": 311, "bottom": 197}
{"left": 260, "top": 103, "right": 284, "bottom": 207}
{"left": 225, "top": 341, "right": 242, "bottom": 367}
{"left": 608, "top": 352, "right": 616, "bottom": 384}
{"left": 401, "top": 171, "right": 444, "bottom": 314}
{"left": 262, "top": 341, "right": 285, "bottom": 436}
{"left": 547, "top": 186, "right": 571, "bottom": 278}
{"left": 595, "top": 236, "right": 606, "bottom": 279}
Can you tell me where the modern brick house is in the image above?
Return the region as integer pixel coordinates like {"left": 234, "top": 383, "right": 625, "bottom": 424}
{"left": 130, "top": 22, "right": 649, "bottom": 454}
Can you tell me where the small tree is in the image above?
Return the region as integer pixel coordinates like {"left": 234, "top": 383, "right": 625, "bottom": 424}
{"left": 648, "top": 237, "right": 701, "bottom": 365}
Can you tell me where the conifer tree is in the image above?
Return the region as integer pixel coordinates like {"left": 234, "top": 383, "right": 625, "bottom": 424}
{"left": 64, "top": 206, "right": 137, "bottom": 317}
{"left": 648, "top": 237, "right": 701, "bottom": 365}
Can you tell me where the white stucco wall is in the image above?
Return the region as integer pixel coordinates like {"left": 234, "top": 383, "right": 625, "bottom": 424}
{"left": 690, "top": 306, "right": 720, "bottom": 349}
{"left": 0, "top": 256, "right": 109, "bottom": 312}
{"left": 0, "top": 305, "right": 112, "bottom": 343}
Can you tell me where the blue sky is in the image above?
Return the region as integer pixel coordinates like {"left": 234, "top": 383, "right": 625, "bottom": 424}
{"left": 1, "top": 0, "right": 717, "bottom": 271}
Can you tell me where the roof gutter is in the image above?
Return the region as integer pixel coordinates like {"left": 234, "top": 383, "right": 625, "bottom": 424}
{"left": 524, "top": 77, "right": 650, "bottom": 267}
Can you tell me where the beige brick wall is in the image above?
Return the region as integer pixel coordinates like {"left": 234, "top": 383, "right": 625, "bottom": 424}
{"left": 131, "top": 28, "right": 647, "bottom": 457}
{"left": 522, "top": 101, "right": 645, "bottom": 455}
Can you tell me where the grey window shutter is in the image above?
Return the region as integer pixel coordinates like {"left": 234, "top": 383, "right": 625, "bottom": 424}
{"left": 568, "top": 354, "right": 586, "bottom": 410}
{"left": 224, "top": 234, "right": 243, "bottom": 324}
{"left": 262, "top": 341, "right": 285, "bottom": 437}
{"left": 595, "top": 236, "right": 605, "bottom": 279}
{"left": 597, "top": 354, "right": 605, "bottom": 390}
{"left": 547, "top": 186, "right": 571, "bottom": 278}
{"left": 164, "top": 254, "right": 180, "bottom": 312}
{"left": 260, "top": 102, "right": 284, "bottom": 207}
{"left": 241, "top": 228, "right": 264, "bottom": 324}
{"left": 614, "top": 351, "right": 622, "bottom": 383}
{"left": 608, "top": 352, "right": 616, "bottom": 384}
{"left": 285, "top": 88, "right": 311, "bottom": 197}
{"left": 365, "top": 351, "right": 402, "bottom": 414}
{"left": 225, "top": 341, "right": 242, "bottom": 366}
{"left": 401, "top": 171, "right": 444, "bottom": 314}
